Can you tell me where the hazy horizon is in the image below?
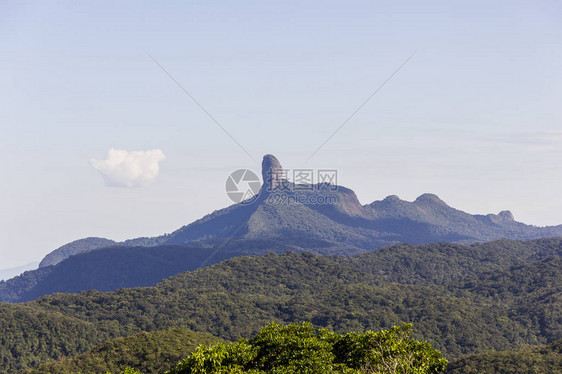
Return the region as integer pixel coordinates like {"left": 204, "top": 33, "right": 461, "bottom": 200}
{"left": 1, "top": 1, "right": 561, "bottom": 267}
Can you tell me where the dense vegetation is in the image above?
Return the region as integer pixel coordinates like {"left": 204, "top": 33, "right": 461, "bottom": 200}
{"left": 32, "top": 328, "right": 221, "bottom": 374}
{"left": 0, "top": 303, "right": 122, "bottom": 372}
{"left": 351, "top": 238, "right": 562, "bottom": 286}
{"left": 169, "top": 322, "right": 447, "bottom": 374}
{"left": 0, "top": 238, "right": 560, "bottom": 373}
{"left": 446, "top": 339, "right": 562, "bottom": 373}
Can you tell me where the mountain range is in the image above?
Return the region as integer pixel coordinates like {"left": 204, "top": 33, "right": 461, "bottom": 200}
{"left": 2, "top": 154, "right": 561, "bottom": 303}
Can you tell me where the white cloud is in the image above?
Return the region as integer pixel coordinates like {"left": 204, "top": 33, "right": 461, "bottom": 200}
{"left": 91, "top": 149, "right": 166, "bottom": 187}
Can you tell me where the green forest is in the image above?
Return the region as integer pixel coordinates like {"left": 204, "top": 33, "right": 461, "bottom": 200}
{"left": 0, "top": 238, "right": 560, "bottom": 373}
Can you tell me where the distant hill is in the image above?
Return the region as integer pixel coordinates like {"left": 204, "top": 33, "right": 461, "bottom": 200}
{"left": 39, "top": 237, "right": 116, "bottom": 268}
{"left": 0, "top": 238, "right": 561, "bottom": 372}
{"left": 0, "top": 261, "right": 38, "bottom": 281}
{"left": 0, "top": 245, "right": 220, "bottom": 302}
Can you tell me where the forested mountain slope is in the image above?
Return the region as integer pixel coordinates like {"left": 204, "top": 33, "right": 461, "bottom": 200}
{"left": 31, "top": 328, "right": 221, "bottom": 374}
{"left": 0, "top": 238, "right": 560, "bottom": 372}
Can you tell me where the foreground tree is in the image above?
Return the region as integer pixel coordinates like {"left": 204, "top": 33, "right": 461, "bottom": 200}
{"left": 168, "top": 322, "right": 447, "bottom": 374}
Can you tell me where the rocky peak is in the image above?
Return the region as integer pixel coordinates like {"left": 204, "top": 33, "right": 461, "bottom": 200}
{"left": 498, "top": 210, "right": 515, "bottom": 221}
{"left": 487, "top": 210, "right": 515, "bottom": 224}
{"left": 383, "top": 195, "right": 401, "bottom": 202}
{"left": 414, "top": 193, "right": 448, "bottom": 207}
{"left": 262, "top": 154, "right": 284, "bottom": 190}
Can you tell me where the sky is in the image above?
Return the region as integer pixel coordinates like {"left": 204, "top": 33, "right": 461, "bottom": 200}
{"left": 0, "top": 1, "right": 561, "bottom": 268}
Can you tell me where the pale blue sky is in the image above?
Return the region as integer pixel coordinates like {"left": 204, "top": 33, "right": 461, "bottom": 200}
{"left": 1, "top": 1, "right": 561, "bottom": 267}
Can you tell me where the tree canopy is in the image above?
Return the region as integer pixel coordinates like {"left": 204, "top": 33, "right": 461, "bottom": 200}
{"left": 169, "top": 322, "right": 447, "bottom": 374}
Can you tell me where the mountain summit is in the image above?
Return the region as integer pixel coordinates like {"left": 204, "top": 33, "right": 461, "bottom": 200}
{"left": 261, "top": 154, "right": 285, "bottom": 190}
